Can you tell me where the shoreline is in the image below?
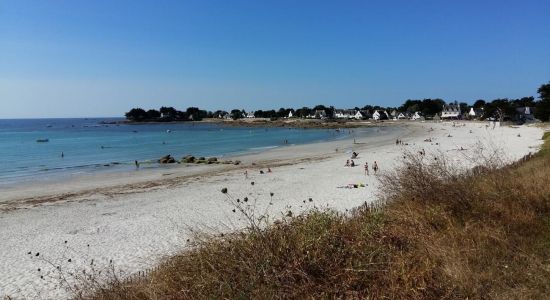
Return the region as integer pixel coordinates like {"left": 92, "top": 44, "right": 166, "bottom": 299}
{"left": 0, "top": 123, "right": 408, "bottom": 210}
{"left": 0, "top": 120, "right": 389, "bottom": 195}
{"left": 0, "top": 122, "right": 545, "bottom": 299}
{"left": 123, "top": 117, "right": 399, "bottom": 129}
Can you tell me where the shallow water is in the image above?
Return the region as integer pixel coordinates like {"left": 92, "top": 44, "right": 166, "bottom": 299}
{"left": 0, "top": 118, "right": 382, "bottom": 185}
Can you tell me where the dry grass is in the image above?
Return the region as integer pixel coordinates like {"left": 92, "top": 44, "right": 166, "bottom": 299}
{"left": 80, "top": 132, "right": 550, "bottom": 300}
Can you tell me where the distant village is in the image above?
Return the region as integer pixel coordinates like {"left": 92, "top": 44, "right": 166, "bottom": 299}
{"left": 125, "top": 96, "right": 544, "bottom": 125}
{"left": 214, "top": 104, "right": 535, "bottom": 123}
{"left": 125, "top": 81, "right": 548, "bottom": 124}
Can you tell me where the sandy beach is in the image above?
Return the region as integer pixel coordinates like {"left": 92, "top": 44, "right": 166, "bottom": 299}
{"left": 0, "top": 121, "right": 544, "bottom": 299}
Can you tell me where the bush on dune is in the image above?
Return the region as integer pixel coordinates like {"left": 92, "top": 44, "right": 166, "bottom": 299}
{"left": 79, "top": 133, "right": 550, "bottom": 300}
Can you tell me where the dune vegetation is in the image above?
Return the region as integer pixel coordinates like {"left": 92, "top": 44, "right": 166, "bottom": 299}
{"left": 77, "top": 132, "right": 550, "bottom": 299}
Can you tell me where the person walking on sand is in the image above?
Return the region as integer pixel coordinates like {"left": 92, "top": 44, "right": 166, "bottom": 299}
{"left": 244, "top": 170, "right": 248, "bottom": 179}
{"left": 373, "top": 161, "right": 379, "bottom": 174}
{"left": 345, "top": 159, "right": 350, "bottom": 167}
{"left": 364, "top": 162, "right": 369, "bottom": 176}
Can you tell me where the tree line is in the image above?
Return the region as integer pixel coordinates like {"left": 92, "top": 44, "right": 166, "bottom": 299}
{"left": 125, "top": 106, "right": 210, "bottom": 122}
{"left": 125, "top": 82, "right": 550, "bottom": 122}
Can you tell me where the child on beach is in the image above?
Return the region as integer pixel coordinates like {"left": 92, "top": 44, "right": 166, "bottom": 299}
{"left": 373, "top": 161, "right": 379, "bottom": 174}
{"left": 364, "top": 162, "right": 369, "bottom": 175}
{"left": 345, "top": 159, "right": 350, "bottom": 167}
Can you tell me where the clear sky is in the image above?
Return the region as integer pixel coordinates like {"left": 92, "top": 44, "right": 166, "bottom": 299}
{"left": 1, "top": 0, "right": 549, "bottom": 118}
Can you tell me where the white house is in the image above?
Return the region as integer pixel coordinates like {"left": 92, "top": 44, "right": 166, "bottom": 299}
{"left": 354, "top": 111, "right": 363, "bottom": 120}
{"left": 288, "top": 111, "right": 293, "bottom": 118}
{"left": 411, "top": 111, "right": 423, "bottom": 120}
{"left": 441, "top": 104, "right": 461, "bottom": 119}
{"left": 315, "top": 110, "right": 327, "bottom": 119}
{"left": 246, "top": 111, "right": 255, "bottom": 118}
{"left": 515, "top": 107, "right": 535, "bottom": 122}
{"left": 373, "top": 110, "right": 390, "bottom": 120}
{"left": 307, "top": 110, "right": 327, "bottom": 119}
{"left": 333, "top": 109, "right": 348, "bottom": 118}
{"left": 334, "top": 109, "right": 356, "bottom": 119}
{"left": 373, "top": 110, "right": 389, "bottom": 120}
{"left": 468, "top": 107, "right": 476, "bottom": 117}
{"left": 397, "top": 112, "right": 407, "bottom": 119}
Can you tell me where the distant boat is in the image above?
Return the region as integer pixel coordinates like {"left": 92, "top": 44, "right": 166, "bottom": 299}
{"left": 36, "top": 138, "right": 49, "bottom": 143}
{"left": 166, "top": 129, "right": 171, "bottom": 133}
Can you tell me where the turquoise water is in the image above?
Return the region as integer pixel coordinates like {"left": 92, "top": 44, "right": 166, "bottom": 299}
{"left": 0, "top": 118, "right": 378, "bottom": 186}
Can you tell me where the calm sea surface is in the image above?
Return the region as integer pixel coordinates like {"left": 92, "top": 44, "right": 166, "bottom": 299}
{"left": 0, "top": 118, "right": 389, "bottom": 186}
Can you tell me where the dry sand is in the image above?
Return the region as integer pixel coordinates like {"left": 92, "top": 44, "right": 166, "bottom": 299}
{"left": 0, "top": 121, "right": 544, "bottom": 299}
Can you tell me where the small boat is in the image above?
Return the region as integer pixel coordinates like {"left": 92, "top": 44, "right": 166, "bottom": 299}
{"left": 36, "top": 138, "right": 49, "bottom": 143}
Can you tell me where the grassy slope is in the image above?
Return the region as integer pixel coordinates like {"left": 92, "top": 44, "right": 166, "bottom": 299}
{"left": 86, "top": 132, "right": 550, "bottom": 300}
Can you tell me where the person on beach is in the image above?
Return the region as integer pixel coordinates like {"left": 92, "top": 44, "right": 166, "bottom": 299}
{"left": 345, "top": 159, "right": 350, "bottom": 167}
{"left": 244, "top": 170, "right": 248, "bottom": 179}
{"left": 364, "top": 162, "right": 369, "bottom": 175}
{"left": 135, "top": 160, "right": 139, "bottom": 168}
{"left": 350, "top": 160, "right": 355, "bottom": 167}
{"left": 268, "top": 168, "right": 272, "bottom": 173}
{"left": 373, "top": 161, "right": 379, "bottom": 174}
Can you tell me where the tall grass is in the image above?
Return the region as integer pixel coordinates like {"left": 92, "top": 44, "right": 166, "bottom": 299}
{"left": 79, "top": 132, "right": 550, "bottom": 299}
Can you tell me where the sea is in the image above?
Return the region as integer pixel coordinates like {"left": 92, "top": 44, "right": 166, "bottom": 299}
{"left": 0, "top": 118, "right": 385, "bottom": 186}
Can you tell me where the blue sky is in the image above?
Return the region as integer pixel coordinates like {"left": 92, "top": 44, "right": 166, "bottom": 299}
{"left": 1, "top": 0, "right": 549, "bottom": 118}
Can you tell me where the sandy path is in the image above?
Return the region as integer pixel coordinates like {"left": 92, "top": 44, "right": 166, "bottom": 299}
{"left": 0, "top": 122, "right": 544, "bottom": 299}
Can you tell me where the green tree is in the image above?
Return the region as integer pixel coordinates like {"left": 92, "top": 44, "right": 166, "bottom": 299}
{"left": 535, "top": 82, "right": 550, "bottom": 121}
{"left": 473, "top": 99, "right": 486, "bottom": 109}
{"left": 459, "top": 102, "right": 469, "bottom": 114}
{"left": 420, "top": 99, "right": 445, "bottom": 117}
{"left": 159, "top": 106, "right": 177, "bottom": 119}
{"left": 186, "top": 107, "right": 206, "bottom": 121}
{"left": 125, "top": 108, "right": 148, "bottom": 121}
{"left": 146, "top": 109, "right": 161, "bottom": 119}
{"left": 276, "top": 108, "right": 287, "bottom": 118}
{"left": 230, "top": 109, "right": 243, "bottom": 120}
{"left": 295, "top": 107, "right": 311, "bottom": 118}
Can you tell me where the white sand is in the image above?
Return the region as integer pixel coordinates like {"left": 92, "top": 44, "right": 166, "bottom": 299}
{"left": 0, "top": 122, "right": 544, "bottom": 299}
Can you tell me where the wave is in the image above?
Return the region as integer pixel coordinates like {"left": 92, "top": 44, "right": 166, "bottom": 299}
{"left": 248, "top": 145, "right": 279, "bottom": 151}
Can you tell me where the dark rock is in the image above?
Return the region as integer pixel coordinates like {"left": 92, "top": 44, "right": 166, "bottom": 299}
{"left": 159, "top": 155, "right": 176, "bottom": 164}
{"left": 182, "top": 155, "right": 195, "bottom": 163}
